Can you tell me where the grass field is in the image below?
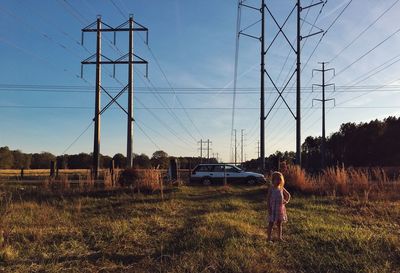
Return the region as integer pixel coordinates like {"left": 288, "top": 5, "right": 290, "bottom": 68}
{"left": 1, "top": 184, "right": 399, "bottom": 273}
{"left": 0, "top": 169, "right": 91, "bottom": 179}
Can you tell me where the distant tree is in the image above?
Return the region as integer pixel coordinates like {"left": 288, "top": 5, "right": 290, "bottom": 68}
{"left": 113, "top": 153, "right": 127, "bottom": 168}
{"left": 302, "top": 136, "right": 322, "bottom": 172}
{"left": 151, "top": 150, "right": 169, "bottom": 169}
{"left": 66, "top": 153, "right": 92, "bottom": 169}
{"left": 56, "top": 155, "right": 68, "bottom": 169}
{"left": 30, "top": 152, "right": 56, "bottom": 169}
{"left": 0, "top": 147, "right": 14, "bottom": 169}
{"left": 12, "top": 150, "right": 31, "bottom": 169}
{"left": 134, "top": 153, "right": 152, "bottom": 168}
{"left": 101, "top": 155, "right": 112, "bottom": 169}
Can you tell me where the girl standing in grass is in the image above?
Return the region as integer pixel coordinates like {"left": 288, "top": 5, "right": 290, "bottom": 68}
{"left": 267, "top": 171, "right": 291, "bottom": 242}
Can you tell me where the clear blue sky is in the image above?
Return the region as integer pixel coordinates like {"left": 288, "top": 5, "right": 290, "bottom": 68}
{"left": 1, "top": 0, "right": 400, "bottom": 162}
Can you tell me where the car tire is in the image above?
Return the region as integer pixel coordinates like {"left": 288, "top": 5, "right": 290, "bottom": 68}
{"left": 246, "top": 176, "right": 257, "bottom": 185}
{"left": 202, "top": 177, "right": 212, "bottom": 186}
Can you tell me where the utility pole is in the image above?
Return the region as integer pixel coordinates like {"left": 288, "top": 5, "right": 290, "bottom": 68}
{"left": 241, "top": 129, "right": 244, "bottom": 163}
{"left": 296, "top": 0, "right": 301, "bottom": 167}
{"left": 234, "top": 129, "right": 237, "bottom": 165}
{"left": 312, "top": 62, "right": 335, "bottom": 169}
{"left": 238, "top": 0, "right": 323, "bottom": 170}
{"left": 198, "top": 139, "right": 211, "bottom": 163}
{"left": 260, "top": 0, "right": 266, "bottom": 171}
{"left": 296, "top": 0, "right": 324, "bottom": 167}
{"left": 238, "top": 0, "right": 265, "bottom": 170}
{"left": 81, "top": 15, "right": 149, "bottom": 178}
{"left": 207, "top": 139, "right": 210, "bottom": 161}
{"left": 199, "top": 139, "right": 203, "bottom": 160}
{"left": 127, "top": 16, "right": 134, "bottom": 168}
{"left": 93, "top": 17, "right": 101, "bottom": 180}
{"left": 257, "top": 141, "right": 260, "bottom": 159}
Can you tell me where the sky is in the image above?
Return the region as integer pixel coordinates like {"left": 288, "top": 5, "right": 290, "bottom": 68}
{"left": 1, "top": 0, "right": 400, "bottom": 162}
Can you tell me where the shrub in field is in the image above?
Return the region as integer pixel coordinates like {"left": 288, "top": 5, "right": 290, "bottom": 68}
{"left": 0, "top": 190, "right": 17, "bottom": 262}
{"left": 118, "top": 168, "right": 161, "bottom": 193}
{"left": 371, "top": 168, "right": 388, "bottom": 187}
{"left": 283, "top": 165, "right": 314, "bottom": 193}
{"left": 348, "top": 169, "right": 370, "bottom": 194}
{"left": 322, "top": 167, "right": 349, "bottom": 196}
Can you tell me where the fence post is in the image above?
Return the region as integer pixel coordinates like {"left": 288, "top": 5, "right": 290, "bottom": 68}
{"left": 224, "top": 165, "right": 227, "bottom": 186}
{"left": 20, "top": 167, "right": 24, "bottom": 180}
{"left": 50, "top": 161, "right": 56, "bottom": 178}
{"left": 110, "top": 159, "right": 115, "bottom": 186}
{"left": 160, "top": 172, "right": 164, "bottom": 201}
{"left": 56, "top": 163, "right": 59, "bottom": 179}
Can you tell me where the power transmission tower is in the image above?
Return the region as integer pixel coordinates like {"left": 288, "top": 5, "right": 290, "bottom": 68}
{"left": 241, "top": 129, "right": 245, "bottom": 163}
{"left": 238, "top": 0, "right": 324, "bottom": 170}
{"left": 312, "top": 62, "right": 335, "bottom": 169}
{"left": 198, "top": 139, "right": 211, "bottom": 163}
{"left": 198, "top": 139, "right": 203, "bottom": 161}
{"left": 207, "top": 139, "right": 211, "bottom": 161}
{"left": 81, "top": 15, "right": 148, "bottom": 179}
{"left": 234, "top": 129, "right": 237, "bottom": 165}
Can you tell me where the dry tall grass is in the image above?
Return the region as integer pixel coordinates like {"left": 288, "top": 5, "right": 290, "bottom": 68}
{"left": 283, "top": 165, "right": 313, "bottom": 193}
{"left": 282, "top": 165, "right": 399, "bottom": 200}
{"left": 119, "top": 168, "right": 162, "bottom": 193}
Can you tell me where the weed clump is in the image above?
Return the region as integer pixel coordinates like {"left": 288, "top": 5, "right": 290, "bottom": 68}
{"left": 282, "top": 165, "right": 399, "bottom": 200}
{"left": 119, "top": 168, "right": 161, "bottom": 193}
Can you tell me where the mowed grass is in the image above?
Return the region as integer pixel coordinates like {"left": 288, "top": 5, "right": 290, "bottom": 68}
{"left": 1, "top": 185, "right": 399, "bottom": 273}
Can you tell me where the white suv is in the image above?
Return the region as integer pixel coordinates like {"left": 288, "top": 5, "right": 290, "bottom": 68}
{"left": 190, "top": 164, "right": 266, "bottom": 185}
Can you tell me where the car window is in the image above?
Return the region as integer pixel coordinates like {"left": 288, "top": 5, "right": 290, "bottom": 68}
{"left": 212, "top": 165, "right": 224, "bottom": 172}
{"left": 195, "top": 165, "right": 212, "bottom": 172}
{"left": 225, "top": 165, "right": 239, "bottom": 173}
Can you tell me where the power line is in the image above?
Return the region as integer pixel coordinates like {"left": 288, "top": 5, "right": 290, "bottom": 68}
{"left": 231, "top": 0, "right": 243, "bottom": 167}
{"left": 5, "top": 83, "right": 400, "bottom": 92}
{"left": 2, "top": 105, "right": 399, "bottom": 110}
{"left": 62, "top": 121, "right": 93, "bottom": 154}
{"left": 66, "top": 0, "right": 197, "bottom": 152}
{"left": 137, "top": 34, "right": 204, "bottom": 140}
{"left": 334, "top": 26, "right": 400, "bottom": 79}
{"left": 134, "top": 70, "right": 199, "bottom": 143}
{"left": 135, "top": 122, "right": 162, "bottom": 151}
{"left": 266, "top": 0, "right": 356, "bottom": 146}
{"left": 329, "top": 0, "right": 400, "bottom": 63}
{"left": 3, "top": 1, "right": 192, "bottom": 158}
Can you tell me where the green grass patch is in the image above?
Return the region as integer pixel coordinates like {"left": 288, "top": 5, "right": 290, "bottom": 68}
{"left": 0, "top": 185, "right": 399, "bottom": 272}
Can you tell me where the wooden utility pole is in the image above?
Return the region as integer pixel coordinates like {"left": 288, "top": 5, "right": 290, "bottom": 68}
{"left": 93, "top": 17, "right": 102, "bottom": 179}
{"left": 312, "top": 62, "right": 335, "bottom": 169}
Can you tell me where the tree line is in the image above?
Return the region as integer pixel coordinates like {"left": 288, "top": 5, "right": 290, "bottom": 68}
{"left": 0, "top": 147, "right": 216, "bottom": 170}
{"left": 1, "top": 116, "right": 398, "bottom": 170}
{"left": 302, "top": 116, "right": 400, "bottom": 171}
{"left": 243, "top": 116, "right": 400, "bottom": 171}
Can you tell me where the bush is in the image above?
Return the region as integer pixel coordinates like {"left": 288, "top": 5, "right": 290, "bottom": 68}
{"left": 323, "top": 167, "right": 349, "bottom": 196}
{"left": 119, "top": 168, "right": 161, "bottom": 193}
{"left": 280, "top": 165, "right": 400, "bottom": 200}
{"left": 283, "top": 165, "right": 314, "bottom": 194}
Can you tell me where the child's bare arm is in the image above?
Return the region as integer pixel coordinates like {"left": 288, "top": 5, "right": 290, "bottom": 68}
{"left": 267, "top": 187, "right": 272, "bottom": 210}
{"left": 283, "top": 188, "right": 291, "bottom": 204}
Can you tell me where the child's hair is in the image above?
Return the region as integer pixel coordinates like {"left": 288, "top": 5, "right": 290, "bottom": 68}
{"left": 271, "top": 171, "right": 285, "bottom": 189}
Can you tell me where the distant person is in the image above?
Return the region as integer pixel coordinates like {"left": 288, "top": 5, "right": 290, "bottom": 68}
{"left": 267, "top": 171, "right": 291, "bottom": 242}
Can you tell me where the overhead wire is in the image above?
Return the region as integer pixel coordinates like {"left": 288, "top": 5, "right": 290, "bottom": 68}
{"left": 68, "top": 0, "right": 200, "bottom": 150}
{"left": 329, "top": 0, "right": 400, "bottom": 63}
{"left": 266, "top": 0, "right": 352, "bottom": 150}
{"left": 103, "top": 0, "right": 204, "bottom": 145}
{"left": 231, "top": 0, "right": 243, "bottom": 162}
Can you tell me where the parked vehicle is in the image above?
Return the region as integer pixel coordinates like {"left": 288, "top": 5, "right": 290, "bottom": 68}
{"left": 190, "top": 164, "right": 266, "bottom": 185}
